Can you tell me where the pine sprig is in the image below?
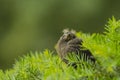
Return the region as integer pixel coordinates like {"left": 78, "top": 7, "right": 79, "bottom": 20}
{"left": 0, "top": 17, "right": 120, "bottom": 80}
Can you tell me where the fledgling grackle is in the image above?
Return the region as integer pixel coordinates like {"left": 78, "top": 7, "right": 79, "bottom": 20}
{"left": 55, "top": 29, "right": 95, "bottom": 67}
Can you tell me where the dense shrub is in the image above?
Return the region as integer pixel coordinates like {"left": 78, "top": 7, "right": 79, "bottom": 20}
{"left": 0, "top": 17, "right": 120, "bottom": 80}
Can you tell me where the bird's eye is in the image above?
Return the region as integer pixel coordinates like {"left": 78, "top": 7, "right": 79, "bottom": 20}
{"left": 72, "top": 35, "right": 76, "bottom": 38}
{"left": 66, "top": 35, "right": 71, "bottom": 40}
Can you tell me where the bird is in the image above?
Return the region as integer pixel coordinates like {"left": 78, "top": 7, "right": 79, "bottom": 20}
{"left": 55, "top": 29, "right": 95, "bottom": 67}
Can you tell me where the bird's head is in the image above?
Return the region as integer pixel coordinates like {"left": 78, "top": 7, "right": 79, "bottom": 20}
{"left": 61, "top": 29, "right": 76, "bottom": 42}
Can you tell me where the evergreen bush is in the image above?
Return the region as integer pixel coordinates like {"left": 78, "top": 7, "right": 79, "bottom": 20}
{"left": 0, "top": 17, "right": 120, "bottom": 80}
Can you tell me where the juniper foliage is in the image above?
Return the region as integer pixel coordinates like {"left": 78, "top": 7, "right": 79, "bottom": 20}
{"left": 0, "top": 17, "right": 120, "bottom": 80}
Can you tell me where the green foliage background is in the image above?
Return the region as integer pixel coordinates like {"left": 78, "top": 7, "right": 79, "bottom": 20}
{"left": 1, "top": 0, "right": 120, "bottom": 69}
{"left": 0, "top": 17, "right": 119, "bottom": 80}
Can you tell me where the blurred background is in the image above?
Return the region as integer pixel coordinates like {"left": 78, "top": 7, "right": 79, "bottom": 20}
{"left": 0, "top": 0, "right": 120, "bottom": 69}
